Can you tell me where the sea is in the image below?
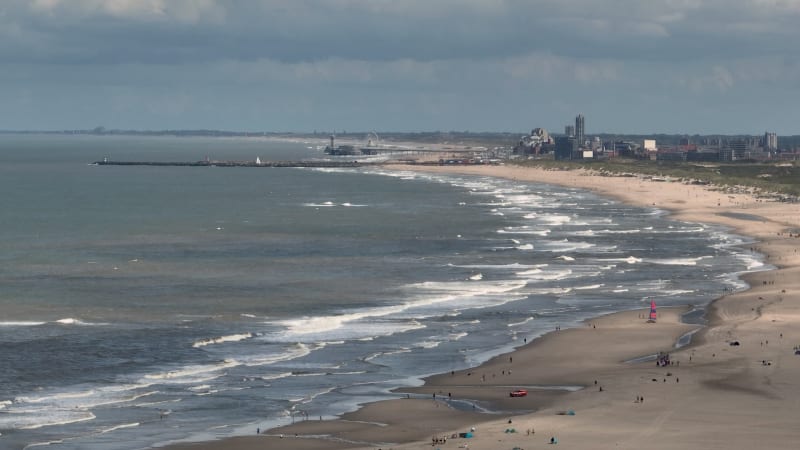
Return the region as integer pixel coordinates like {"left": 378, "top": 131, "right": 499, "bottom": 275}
{"left": 0, "top": 134, "right": 768, "bottom": 449}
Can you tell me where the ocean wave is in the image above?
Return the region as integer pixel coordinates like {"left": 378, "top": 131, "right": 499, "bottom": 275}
{"left": 192, "top": 333, "right": 254, "bottom": 348}
{"left": 417, "top": 340, "right": 442, "bottom": 349}
{"left": 537, "top": 239, "right": 595, "bottom": 253}
{"left": 497, "top": 228, "right": 550, "bottom": 236}
{"left": 0, "top": 321, "right": 46, "bottom": 327}
{"left": 646, "top": 256, "right": 712, "bottom": 266}
{"left": 574, "top": 284, "right": 604, "bottom": 290}
{"left": 449, "top": 332, "right": 468, "bottom": 340}
{"left": 235, "top": 343, "right": 314, "bottom": 367}
{"left": 15, "top": 384, "right": 156, "bottom": 410}
{"left": 517, "top": 268, "right": 573, "bottom": 281}
{"left": 539, "top": 214, "right": 573, "bottom": 225}
{"left": 516, "top": 243, "right": 534, "bottom": 250}
{"left": 142, "top": 360, "right": 239, "bottom": 384}
{"left": 303, "top": 201, "right": 336, "bottom": 207}
{"left": 508, "top": 317, "right": 534, "bottom": 327}
{"left": 54, "top": 318, "right": 93, "bottom": 326}
{"left": 596, "top": 256, "right": 641, "bottom": 264}
{"left": 259, "top": 372, "right": 294, "bottom": 381}
{"left": 594, "top": 228, "right": 642, "bottom": 234}
{"left": 364, "top": 348, "right": 412, "bottom": 362}
{"left": 97, "top": 422, "right": 140, "bottom": 434}
{"left": 734, "top": 253, "right": 766, "bottom": 271}
{"left": 450, "top": 262, "right": 547, "bottom": 270}
{"left": 278, "top": 280, "right": 525, "bottom": 339}
{"left": 0, "top": 410, "right": 96, "bottom": 431}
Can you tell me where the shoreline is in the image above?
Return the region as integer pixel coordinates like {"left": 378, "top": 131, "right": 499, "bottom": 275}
{"left": 165, "top": 163, "right": 800, "bottom": 450}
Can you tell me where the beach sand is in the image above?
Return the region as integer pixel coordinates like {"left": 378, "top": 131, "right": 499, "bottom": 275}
{"left": 165, "top": 163, "right": 800, "bottom": 450}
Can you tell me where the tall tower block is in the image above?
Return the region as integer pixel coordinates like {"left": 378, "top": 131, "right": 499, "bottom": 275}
{"left": 575, "top": 114, "right": 585, "bottom": 147}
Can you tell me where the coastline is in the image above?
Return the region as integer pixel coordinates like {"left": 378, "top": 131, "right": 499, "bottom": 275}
{"left": 164, "top": 163, "right": 800, "bottom": 450}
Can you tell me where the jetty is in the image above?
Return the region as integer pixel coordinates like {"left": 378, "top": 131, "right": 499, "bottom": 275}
{"left": 92, "top": 159, "right": 371, "bottom": 168}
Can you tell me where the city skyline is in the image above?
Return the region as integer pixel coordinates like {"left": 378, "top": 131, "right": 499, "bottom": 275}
{"left": 1, "top": 1, "right": 799, "bottom": 134}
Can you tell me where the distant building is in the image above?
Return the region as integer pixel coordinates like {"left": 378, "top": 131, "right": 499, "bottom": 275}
{"left": 565, "top": 125, "right": 575, "bottom": 137}
{"left": 575, "top": 114, "right": 585, "bottom": 147}
{"left": 513, "top": 127, "right": 553, "bottom": 156}
{"left": 764, "top": 132, "right": 778, "bottom": 151}
{"left": 722, "top": 139, "right": 748, "bottom": 161}
{"left": 643, "top": 140, "right": 657, "bottom": 151}
{"left": 554, "top": 136, "right": 576, "bottom": 160}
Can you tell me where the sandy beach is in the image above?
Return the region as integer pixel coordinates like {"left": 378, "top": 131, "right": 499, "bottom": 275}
{"left": 166, "top": 163, "right": 800, "bottom": 450}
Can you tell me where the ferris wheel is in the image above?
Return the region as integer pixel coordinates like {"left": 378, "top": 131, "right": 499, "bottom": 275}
{"left": 366, "top": 131, "right": 380, "bottom": 147}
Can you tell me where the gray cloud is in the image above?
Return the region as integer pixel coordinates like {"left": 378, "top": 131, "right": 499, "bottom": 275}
{"left": 1, "top": 1, "right": 799, "bottom": 133}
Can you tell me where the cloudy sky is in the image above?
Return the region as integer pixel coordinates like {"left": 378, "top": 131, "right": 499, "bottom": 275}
{"left": 1, "top": 0, "right": 798, "bottom": 134}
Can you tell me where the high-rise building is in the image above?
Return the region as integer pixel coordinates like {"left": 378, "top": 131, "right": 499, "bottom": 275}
{"left": 764, "top": 132, "right": 778, "bottom": 151}
{"left": 565, "top": 125, "right": 575, "bottom": 137}
{"left": 554, "top": 136, "right": 576, "bottom": 160}
{"left": 575, "top": 114, "right": 585, "bottom": 147}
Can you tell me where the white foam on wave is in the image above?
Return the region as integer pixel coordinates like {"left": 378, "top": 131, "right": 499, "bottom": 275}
{"left": 646, "top": 256, "right": 712, "bottom": 266}
{"left": 449, "top": 332, "right": 468, "bottom": 340}
{"left": 734, "top": 253, "right": 766, "bottom": 271}
{"left": 14, "top": 384, "right": 157, "bottom": 412}
{"left": 235, "top": 342, "right": 314, "bottom": 367}
{"left": 193, "top": 333, "right": 254, "bottom": 348}
{"left": 98, "top": 422, "right": 140, "bottom": 434}
{"left": 574, "top": 284, "right": 604, "bottom": 290}
{"left": 596, "top": 256, "right": 641, "bottom": 264}
{"left": 538, "top": 239, "right": 595, "bottom": 253}
{"left": 278, "top": 279, "right": 526, "bottom": 339}
{"left": 497, "top": 228, "right": 550, "bottom": 236}
{"left": 6, "top": 385, "right": 152, "bottom": 433}
{"left": 259, "top": 372, "right": 294, "bottom": 381}
{"left": 516, "top": 243, "right": 534, "bottom": 250}
{"left": 417, "top": 340, "right": 442, "bottom": 349}
{"left": 303, "top": 201, "right": 336, "bottom": 207}
{"left": 517, "top": 268, "right": 573, "bottom": 281}
{"left": 594, "top": 228, "right": 642, "bottom": 235}
{"left": 540, "top": 214, "right": 573, "bottom": 225}
{"left": 557, "top": 255, "right": 575, "bottom": 261}
{"left": 451, "top": 263, "right": 547, "bottom": 270}
{"left": 0, "top": 409, "right": 96, "bottom": 430}
{"left": 188, "top": 385, "right": 211, "bottom": 392}
{"left": 469, "top": 273, "right": 483, "bottom": 281}
{"left": 365, "top": 348, "right": 412, "bottom": 362}
{"left": 55, "top": 318, "right": 85, "bottom": 325}
{"left": 0, "top": 321, "right": 46, "bottom": 327}
{"left": 142, "top": 359, "right": 239, "bottom": 384}
{"left": 508, "top": 317, "right": 534, "bottom": 327}
{"left": 659, "top": 289, "right": 696, "bottom": 296}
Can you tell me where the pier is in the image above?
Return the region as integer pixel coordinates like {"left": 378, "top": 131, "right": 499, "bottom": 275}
{"left": 93, "top": 157, "right": 493, "bottom": 168}
{"left": 93, "top": 159, "right": 371, "bottom": 168}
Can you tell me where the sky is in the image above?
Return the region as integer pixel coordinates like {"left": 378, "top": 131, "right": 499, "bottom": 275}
{"left": 1, "top": 0, "right": 799, "bottom": 134}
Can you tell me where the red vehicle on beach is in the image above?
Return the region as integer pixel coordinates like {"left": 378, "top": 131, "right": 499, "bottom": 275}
{"left": 509, "top": 389, "right": 528, "bottom": 397}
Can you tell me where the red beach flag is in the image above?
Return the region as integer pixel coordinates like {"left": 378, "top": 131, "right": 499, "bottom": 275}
{"left": 649, "top": 299, "right": 657, "bottom": 322}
